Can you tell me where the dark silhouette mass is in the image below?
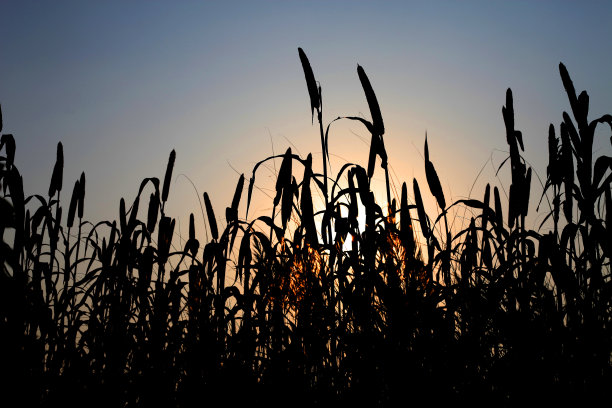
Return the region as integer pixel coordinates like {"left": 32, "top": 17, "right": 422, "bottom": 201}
{"left": 0, "top": 50, "right": 611, "bottom": 407}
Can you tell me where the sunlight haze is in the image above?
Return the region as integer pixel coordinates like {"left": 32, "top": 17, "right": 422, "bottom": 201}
{"left": 1, "top": 0, "right": 611, "bottom": 236}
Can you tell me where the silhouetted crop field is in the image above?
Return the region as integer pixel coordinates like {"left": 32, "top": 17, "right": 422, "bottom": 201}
{"left": 1, "top": 49, "right": 610, "bottom": 407}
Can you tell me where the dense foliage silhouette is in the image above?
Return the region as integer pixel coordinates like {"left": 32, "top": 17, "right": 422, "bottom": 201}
{"left": 1, "top": 49, "right": 611, "bottom": 407}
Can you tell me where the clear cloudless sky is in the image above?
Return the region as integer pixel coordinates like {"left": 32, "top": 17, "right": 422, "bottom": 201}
{"left": 1, "top": 1, "right": 611, "bottom": 238}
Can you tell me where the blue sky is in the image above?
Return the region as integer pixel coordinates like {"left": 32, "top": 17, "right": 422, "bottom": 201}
{"left": 1, "top": 1, "right": 611, "bottom": 235}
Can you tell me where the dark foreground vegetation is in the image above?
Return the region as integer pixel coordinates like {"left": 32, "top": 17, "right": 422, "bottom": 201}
{"left": 1, "top": 49, "right": 611, "bottom": 407}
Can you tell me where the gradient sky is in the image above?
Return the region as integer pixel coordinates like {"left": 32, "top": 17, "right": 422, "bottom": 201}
{"left": 1, "top": 1, "right": 611, "bottom": 238}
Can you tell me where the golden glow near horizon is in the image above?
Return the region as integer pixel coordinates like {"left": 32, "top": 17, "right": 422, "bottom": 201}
{"left": 1, "top": 1, "right": 611, "bottom": 243}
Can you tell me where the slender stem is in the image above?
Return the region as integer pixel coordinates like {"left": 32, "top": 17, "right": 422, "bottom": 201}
{"left": 443, "top": 210, "right": 451, "bottom": 287}
{"left": 384, "top": 165, "right": 391, "bottom": 212}
{"left": 318, "top": 108, "right": 332, "bottom": 246}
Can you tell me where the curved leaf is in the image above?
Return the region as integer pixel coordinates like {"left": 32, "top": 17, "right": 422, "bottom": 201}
{"left": 424, "top": 135, "right": 446, "bottom": 209}
{"left": 203, "top": 192, "right": 218, "bottom": 241}
{"left": 413, "top": 178, "right": 430, "bottom": 240}
{"left": 298, "top": 47, "right": 320, "bottom": 123}
{"left": 67, "top": 179, "right": 80, "bottom": 229}
{"left": 357, "top": 65, "right": 384, "bottom": 136}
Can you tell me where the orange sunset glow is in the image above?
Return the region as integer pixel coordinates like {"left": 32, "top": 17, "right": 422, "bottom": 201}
{"left": 1, "top": 1, "right": 611, "bottom": 407}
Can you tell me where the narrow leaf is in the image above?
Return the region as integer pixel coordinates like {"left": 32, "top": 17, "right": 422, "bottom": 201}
{"left": 424, "top": 135, "right": 446, "bottom": 209}
{"left": 147, "top": 191, "right": 159, "bottom": 233}
{"left": 357, "top": 64, "right": 384, "bottom": 136}
{"left": 246, "top": 176, "right": 255, "bottom": 219}
{"left": 204, "top": 192, "right": 218, "bottom": 241}
{"left": 67, "top": 180, "right": 79, "bottom": 229}
{"left": 230, "top": 174, "right": 245, "bottom": 220}
{"left": 494, "top": 186, "right": 503, "bottom": 233}
{"left": 298, "top": 47, "right": 320, "bottom": 123}
{"left": 162, "top": 149, "right": 176, "bottom": 203}
{"left": 413, "top": 178, "right": 430, "bottom": 240}
{"left": 49, "top": 142, "right": 64, "bottom": 197}
{"left": 593, "top": 155, "right": 612, "bottom": 190}
{"left": 78, "top": 172, "right": 85, "bottom": 219}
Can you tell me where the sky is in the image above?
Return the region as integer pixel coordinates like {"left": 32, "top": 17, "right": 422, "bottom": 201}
{"left": 1, "top": 1, "right": 611, "bottom": 239}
